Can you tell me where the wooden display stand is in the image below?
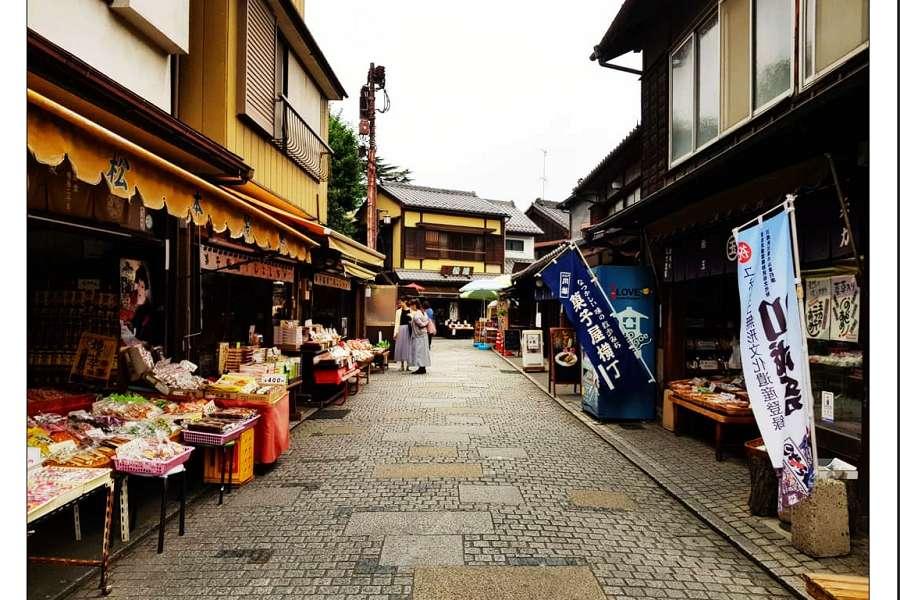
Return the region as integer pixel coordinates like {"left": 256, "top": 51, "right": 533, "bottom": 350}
{"left": 669, "top": 390, "right": 756, "bottom": 461}
{"left": 802, "top": 573, "right": 868, "bottom": 600}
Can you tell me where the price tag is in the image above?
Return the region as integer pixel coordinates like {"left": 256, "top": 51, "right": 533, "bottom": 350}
{"left": 261, "top": 374, "right": 287, "bottom": 385}
{"left": 821, "top": 391, "right": 834, "bottom": 422}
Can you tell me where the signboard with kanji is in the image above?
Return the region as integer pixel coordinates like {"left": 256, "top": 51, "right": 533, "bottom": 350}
{"left": 69, "top": 333, "right": 118, "bottom": 383}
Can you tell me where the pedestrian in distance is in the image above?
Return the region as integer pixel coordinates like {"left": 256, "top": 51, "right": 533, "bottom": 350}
{"left": 393, "top": 297, "right": 413, "bottom": 371}
{"left": 423, "top": 300, "right": 436, "bottom": 348}
{"left": 408, "top": 299, "right": 432, "bottom": 374}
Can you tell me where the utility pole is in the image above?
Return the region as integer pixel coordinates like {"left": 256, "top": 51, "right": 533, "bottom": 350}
{"left": 539, "top": 148, "right": 549, "bottom": 200}
{"left": 360, "top": 63, "right": 387, "bottom": 249}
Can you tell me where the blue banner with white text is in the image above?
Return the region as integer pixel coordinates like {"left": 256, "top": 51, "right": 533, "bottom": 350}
{"left": 538, "top": 246, "right": 655, "bottom": 404}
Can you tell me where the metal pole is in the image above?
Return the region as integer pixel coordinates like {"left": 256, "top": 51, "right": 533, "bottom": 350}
{"left": 785, "top": 195, "right": 819, "bottom": 473}
{"left": 366, "top": 63, "right": 378, "bottom": 249}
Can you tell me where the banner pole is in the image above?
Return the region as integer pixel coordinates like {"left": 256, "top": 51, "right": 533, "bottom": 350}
{"left": 570, "top": 242, "right": 656, "bottom": 383}
{"left": 785, "top": 195, "right": 820, "bottom": 474}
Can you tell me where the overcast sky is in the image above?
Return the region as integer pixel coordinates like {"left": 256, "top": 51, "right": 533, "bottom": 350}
{"left": 306, "top": 1, "right": 641, "bottom": 211}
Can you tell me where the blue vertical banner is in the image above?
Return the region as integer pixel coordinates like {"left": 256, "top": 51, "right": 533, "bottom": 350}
{"left": 736, "top": 207, "right": 816, "bottom": 509}
{"left": 538, "top": 245, "right": 655, "bottom": 404}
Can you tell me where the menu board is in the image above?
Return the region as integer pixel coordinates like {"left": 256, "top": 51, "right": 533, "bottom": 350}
{"left": 804, "top": 278, "right": 831, "bottom": 340}
{"left": 830, "top": 275, "right": 859, "bottom": 343}
{"left": 549, "top": 327, "right": 581, "bottom": 386}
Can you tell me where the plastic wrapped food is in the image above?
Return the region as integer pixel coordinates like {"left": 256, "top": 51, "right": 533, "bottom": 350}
{"left": 209, "top": 407, "right": 257, "bottom": 421}
{"left": 116, "top": 437, "right": 190, "bottom": 462}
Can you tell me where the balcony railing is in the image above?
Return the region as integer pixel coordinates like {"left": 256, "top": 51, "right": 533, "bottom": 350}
{"left": 273, "top": 94, "right": 332, "bottom": 182}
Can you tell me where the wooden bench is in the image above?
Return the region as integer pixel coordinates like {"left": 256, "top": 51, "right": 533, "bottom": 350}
{"left": 802, "top": 573, "right": 868, "bottom": 600}
{"left": 670, "top": 391, "right": 756, "bottom": 461}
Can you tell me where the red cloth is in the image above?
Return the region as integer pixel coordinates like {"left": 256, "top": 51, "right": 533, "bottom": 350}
{"left": 27, "top": 389, "right": 95, "bottom": 417}
{"left": 216, "top": 393, "right": 289, "bottom": 464}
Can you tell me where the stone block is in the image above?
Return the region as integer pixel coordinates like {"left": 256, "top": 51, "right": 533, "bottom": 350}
{"left": 791, "top": 478, "right": 850, "bottom": 557}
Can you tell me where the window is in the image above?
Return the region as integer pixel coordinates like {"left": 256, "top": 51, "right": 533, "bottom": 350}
{"left": 506, "top": 239, "right": 525, "bottom": 252}
{"left": 753, "top": 0, "right": 793, "bottom": 109}
{"left": 670, "top": 37, "right": 694, "bottom": 162}
{"left": 284, "top": 47, "right": 324, "bottom": 136}
{"left": 238, "top": 0, "right": 277, "bottom": 136}
{"left": 803, "top": 0, "right": 868, "bottom": 84}
{"left": 625, "top": 187, "right": 641, "bottom": 208}
{"left": 670, "top": 0, "right": 796, "bottom": 165}
{"left": 696, "top": 17, "right": 720, "bottom": 147}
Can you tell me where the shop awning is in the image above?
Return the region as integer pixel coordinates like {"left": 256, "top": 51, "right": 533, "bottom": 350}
{"left": 326, "top": 233, "right": 385, "bottom": 269}
{"left": 344, "top": 262, "right": 377, "bottom": 281}
{"left": 26, "top": 89, "right": 316, "bottom": 260}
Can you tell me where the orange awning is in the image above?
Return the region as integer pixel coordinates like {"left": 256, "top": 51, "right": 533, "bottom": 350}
{"left": 26, "top": 89, "right": 316, "bottom": 260}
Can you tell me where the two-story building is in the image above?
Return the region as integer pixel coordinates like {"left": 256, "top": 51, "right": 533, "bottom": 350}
{"left": 591, "top": 0, "right": 869, "bottom": 514}
{"left": 562, "top": 124, "right": 643, "bottom": 266}
{"left": 525, "top": 199, "right": 570, "bottom": 259}
{"left": 26, "top": 0, "right": 383, "bottom": 379}
{"left": 366, "top": 182, "right": 510, "bottom": 324}
{"left": 484, "top": 199, "right": 544, "bottom": 273}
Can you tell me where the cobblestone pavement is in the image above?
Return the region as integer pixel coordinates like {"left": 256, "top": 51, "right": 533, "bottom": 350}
{"left": 502, "top": 355, "right": 868, "bottom": 598}
{"left": 71, "top": 339, "right": 795, "bottom": 600}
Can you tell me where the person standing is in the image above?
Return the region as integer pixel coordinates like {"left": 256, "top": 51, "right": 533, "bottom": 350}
{"left": 393, "top": 298, "right": 413, "bottom": 371}
{"left": 423, "top": 300, "right": 435, "bottom": 348}
{"left": 408, "top": 299, "right": 432, "bottom": 374}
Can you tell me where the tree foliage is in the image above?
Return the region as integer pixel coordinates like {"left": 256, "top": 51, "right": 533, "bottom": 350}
{"left": 326, "top": 112, "right": 365, "bottom": 236}
{"left": 376, "top": 156, "right": 413, "bottom": 184}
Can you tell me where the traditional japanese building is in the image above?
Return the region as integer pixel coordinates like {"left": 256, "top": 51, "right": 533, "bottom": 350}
{"left": 591, "top": 0, "right": 869, "bottom": 516}
{"left": 484, "top": 199, "right": 544, "bottom": 274}
{"left": 525, "top": 199, "right": 570, "bottom": 259}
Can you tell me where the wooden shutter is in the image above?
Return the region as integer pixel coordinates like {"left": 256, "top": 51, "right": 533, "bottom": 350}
{"left": 238, "top": 0, "right": 277, "bottom": 137}
{"left": 405, "top": 228, "right": 426, "bottom": 259}
{"left": 425, "top": 230, "right": 440, "bottom": 260}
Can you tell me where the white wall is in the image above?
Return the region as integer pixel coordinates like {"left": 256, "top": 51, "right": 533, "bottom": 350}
{"left": 28, "top": 0, "right": 188, "bottom": 112}
{"left": 568, "top": 200, "right": 592, "bottom": 242}
{"left": 505, "top": 235, "right": 535, "bottom": 261}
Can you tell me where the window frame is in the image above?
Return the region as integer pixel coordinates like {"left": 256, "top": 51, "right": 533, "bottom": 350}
{"left": 505, "top": 238, "right": 525, "bottom": 253}
{"left": 799, "top": 0, "right": 870, "bottom": 90}
{"left": 668, "top": 0, "right": 797, "bottom": 169}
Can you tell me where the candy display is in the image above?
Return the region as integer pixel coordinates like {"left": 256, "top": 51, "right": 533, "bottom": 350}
{"left": 93, "top": 393, "right": 164, "bottom": 421}
{"left": 150, "top": 358, "right": 207, "bottom": 391}
{"left": 27, "top": 467, "right": 111, "bottom": 515}
{"left": 115, "top": 437, "right": 190, "bottom": 462}
{"left": 809, "top": 351, "right": 863, "bottom": 367}
{"left": 209, "top": 373, "right": 259, "bottom": 394}
{"left": 209, "top": 407, "right": 258, "bottom": 421}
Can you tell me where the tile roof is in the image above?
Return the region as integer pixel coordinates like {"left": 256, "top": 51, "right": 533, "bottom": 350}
{"left": 528, "top": 199, "right": 570, "bottom": 230}
{"left": 569, "top": 124, "right": 641, "bottom": 198}
{"left": 393, "top": 269, "right": 498, "bottom": 284}
{"left": 380, "top": 183, "right": 510, "bottom": 217}
{"left": 484, "top": 199, "right": 544, "bottom": 235}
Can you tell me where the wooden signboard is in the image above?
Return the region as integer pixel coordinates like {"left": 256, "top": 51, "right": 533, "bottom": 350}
{"left": 548, "top": 327, "right": 581, "bottom": 395}
{"left": 70, "top": 333, "right": 118, "bottom": 384}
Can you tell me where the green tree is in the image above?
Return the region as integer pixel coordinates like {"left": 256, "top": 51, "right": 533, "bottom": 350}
{"left": 326, "top": 112, "right": 365, "bottom": 236}
{"left": 375, "top": 156, "right": 413, "bottom": 184}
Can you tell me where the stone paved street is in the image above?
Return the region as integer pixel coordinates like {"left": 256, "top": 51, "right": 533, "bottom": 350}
{"left": 71, "top": 339, "right": 794, "bottom": 600}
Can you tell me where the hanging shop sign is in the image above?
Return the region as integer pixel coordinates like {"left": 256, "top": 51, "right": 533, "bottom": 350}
{"left": 735, "top": 204, "right": 815, "bottom": 510}
{"left": 313, "top": 272, "right": 351, "bottom": 290}
{"left": 537, "top": 245, "right": 655, "bottom": 400}
{"left": 440, "top": 265, "right": 474, "bottom": 277}
{"left": 200, "top": 244, "right": 294, "bottom": 282}
{"left": 804, "top": 278, "right": 832, "bottom": 340}
{"left": 829, "top": 275, "right": 859, "bottom": 342}
{"left": 69, "top": 333, "right": 118, "bottom": 384}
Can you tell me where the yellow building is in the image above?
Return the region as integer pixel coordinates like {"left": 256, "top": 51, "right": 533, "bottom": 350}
{"left": 368, "top": 183, "right": 509, "bottom": 323}
{"left": 178, "top": 0, "right": 342, "bottom": 222}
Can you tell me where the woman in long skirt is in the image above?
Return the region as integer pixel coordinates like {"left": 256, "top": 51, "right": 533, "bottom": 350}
{"left": 409, "top": 299, "right": 432, "bottom": 374}
{"left": 393, "top": 298, "right": 413, "bottom": 370}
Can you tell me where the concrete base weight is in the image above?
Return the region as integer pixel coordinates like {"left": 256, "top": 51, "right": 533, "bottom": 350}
{"left": 791, "top": 478, "right": 851, "bottom": 557}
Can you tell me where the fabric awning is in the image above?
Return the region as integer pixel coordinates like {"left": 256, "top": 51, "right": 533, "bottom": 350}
{"left": 27, "top": 89, "right": 316, "bottom": 260}
{"left": 326, "top": 234, "right": 384, "bottom": 269}
{"left": 344, "top": 262, "right": 377, "bottom": 281}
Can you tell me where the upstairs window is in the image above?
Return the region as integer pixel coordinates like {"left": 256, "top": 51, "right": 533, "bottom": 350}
{"left": 238, "top": 0, "right": 277, "bottom": 136}
{"left": 670, "top": 0, "right": 797, "bottom": 166}
{"left": 802, "top": 0, "right": 869, "bottom": 85}
{"left": 505, "top": 239, "right": 525, "bottom": 252}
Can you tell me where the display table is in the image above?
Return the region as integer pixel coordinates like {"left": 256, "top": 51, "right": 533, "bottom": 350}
{"left": 28, "top": 467, "right": 115, "bottom": 595}
{"left": 371, "top": 349, "right": 390, "bottom": 374}
{"left": 214, "top": 395, "right": 288, "bottom": 465}
{"left": 27, "top": 389, "right": 96, "bottom": 416}
{"left": 116, "top": 464, "right": 186, "bottom": 553}
{"left": 668, "top": 388, "right": 755, "bottom": 461}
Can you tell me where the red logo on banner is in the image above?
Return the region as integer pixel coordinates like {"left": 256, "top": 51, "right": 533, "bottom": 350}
{"left": 737, "top": 241, "right": 752, "bottom": 264}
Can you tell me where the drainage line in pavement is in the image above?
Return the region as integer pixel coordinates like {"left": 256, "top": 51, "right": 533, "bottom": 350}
{"left": 495, "top": 351, "right": 807, "bottom": 600}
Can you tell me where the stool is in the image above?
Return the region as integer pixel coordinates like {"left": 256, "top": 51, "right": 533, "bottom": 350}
{"left": 121, "top": 464, "right": 187, "bottom": 553}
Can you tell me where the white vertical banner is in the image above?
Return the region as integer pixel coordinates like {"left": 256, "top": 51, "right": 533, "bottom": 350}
{"left": 735, "top": 202, "right": 816, "bottom": 509}
{"left": 804, "top": 278, "right": 832, "bottom": 339}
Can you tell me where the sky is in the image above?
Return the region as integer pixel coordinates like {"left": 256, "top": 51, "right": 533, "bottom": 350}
{"left": 305, "top": 1, "right": 642, "bottom": 211}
